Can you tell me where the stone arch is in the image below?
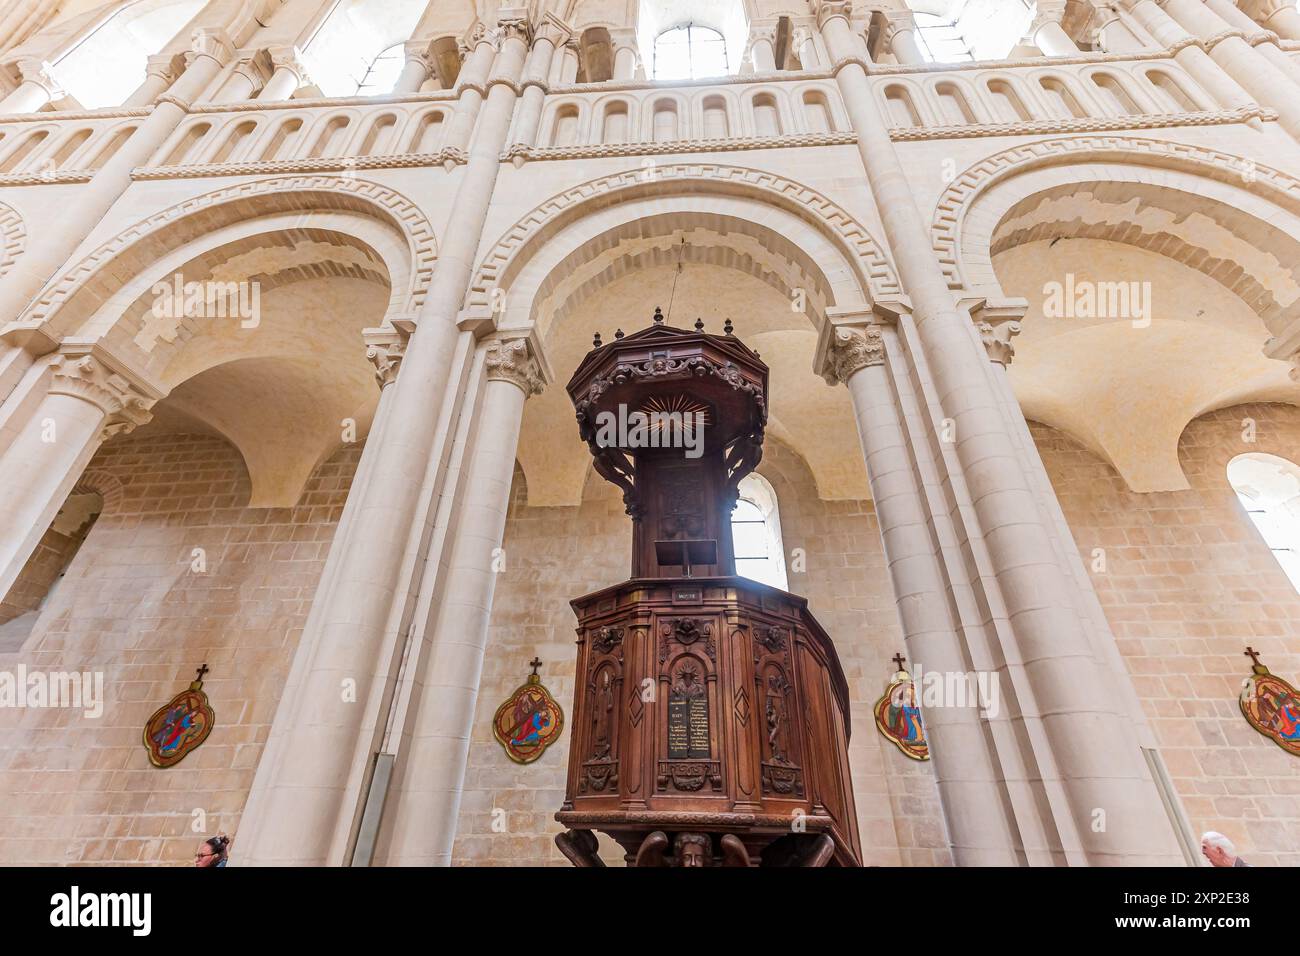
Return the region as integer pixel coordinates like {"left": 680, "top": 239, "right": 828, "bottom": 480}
{"left": 11, "top": 176, "right": 438, "bottom": 341}
{"left": 931, "top": 136, "right": 1300, "bottom": 335}
{"left": 938, "top": 137, "right": 1300, "bottom": 494}
{"left": 495, "top": 167, "right": 879, "bottom": 509}
{"left": 0, "top": 200, "right": 26, "bottom": 279}
{"left": 468, "top": 163, "right": 897, "bottom": 330}
{"left": 70, "top": 469, "right": 125, "bottom": 514}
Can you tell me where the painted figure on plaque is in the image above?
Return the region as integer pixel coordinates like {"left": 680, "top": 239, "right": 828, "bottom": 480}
{"left": 1240, "top": 647, "right": 1300, "bottom": 756}
{"left": 874, "top": 653, "right": 928, "bottom": 761}
{"left": 493, "top": 657, "right": 564, "bottom": 764}
{"left": 144, "top": 665, "right": 216, "bottom": 768}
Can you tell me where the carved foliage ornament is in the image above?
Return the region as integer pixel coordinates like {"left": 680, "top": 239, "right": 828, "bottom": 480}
{"left": 485, "top": 338, "right": 545, "bottom": 396}
{"left": 825, "top": 325, "right": 884, "bottom": 384}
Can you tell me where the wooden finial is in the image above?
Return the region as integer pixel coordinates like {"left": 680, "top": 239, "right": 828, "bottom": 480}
{"left": 723, "top": 318, "right": 734, "bottom": 335}
{"left": 593, "top": 332, "right": 602, "bottom": 348}
{"left": 615, "top": 328, "right": 625, "bottom": 339}
{"left": 694, "top": 317, "right": 704, "bottom": 332}
{"left": 653, "top": 306, "right": 664, "bottom": 324}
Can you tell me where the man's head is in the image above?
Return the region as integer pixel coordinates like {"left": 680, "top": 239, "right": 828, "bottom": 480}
{"left": 1200, "top": 831, "right": 1238, "bottom": 867}
{"left": 674, "top": 832, "right": 711, "bottom": 868}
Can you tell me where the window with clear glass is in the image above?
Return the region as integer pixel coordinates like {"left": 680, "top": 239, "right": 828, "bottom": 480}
{"left": 730, "top": 474, "right": 788, "bottom": 589}
{"left": 653, "top": 25, "right": 730, "bottom": 80}
{"left": 914, "top": 12, "right": 974, "bottom": 63}
{"left": 1228, "top": 453, "right": 1300, "bottom": 593}
{"left": 356, "top": 44, "right": 406, "bottom": 96}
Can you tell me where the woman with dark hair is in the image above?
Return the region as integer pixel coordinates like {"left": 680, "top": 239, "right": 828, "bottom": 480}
{"left": 195, "top": 834, "right": 230, "bottom": 868}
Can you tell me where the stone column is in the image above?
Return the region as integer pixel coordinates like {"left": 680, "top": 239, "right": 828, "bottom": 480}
{"left": 553, "top": 38, "right": 580, "bottom": 83}
{"left": 0, "top": 28, "right": 234, "bottom": 404}
{"left": 212, "top": 53, "right": 269, "bottom": 102}
{"left": 750, "top": 26, "right": 778, "bottom": 71}
{"left": 610, "top": 28, "right": 638, "bottom": 79}
{"left": 1203, "top": 0, "right": 1300, "bottom": 88}
{"left": 381, "top": 338, "right": 543, "bottom": 866}
{"left": 1124, "top": 0, "right": 1261, "bottom": 116}
{"left": 0, "top": 58, "right": 63, "bottom": 113}
{"left": 1033, "top": 19, "right": 1082, "bottom": 54}
{"left": 1097, "top": 15, "right": 1149, "bottom": 50}
{"left": 236, "top": 14, "right": 532, "bottom": 867}
{"left": 124, "top": 53, "right": 181, "bottom": 107}
{"left": 887, "top": 16, "right": 928, "bottom": 64}
{"left": 392, "top": 41, "right": 434, "bottom": 94}
{"left": 0, "top": 350, "right": 156, "bottom": 600}
{"left": 812, "top": 0, "right": 1184, "bottom": 864}
{"left": 1161, "top": 0, "right": 1300, "bottom": 138}
{"left": 1245, "top": 0, "right": 1300, "bottom": 38}
{"left": 819, "top": 321, "right": 1024, "bottom": 865}
{"left": 260, "top": 46, "right": 310, "bottom": 100}
{"left": 506, "top": 20, "right": 566, "bottom": 157}
{"left": 442, "top": 26, "right": 498, "bottom": 155}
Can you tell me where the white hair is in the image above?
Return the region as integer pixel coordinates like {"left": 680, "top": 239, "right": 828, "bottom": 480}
{"left": 1201, "top": 831, "right": 1236, "bottom": 854}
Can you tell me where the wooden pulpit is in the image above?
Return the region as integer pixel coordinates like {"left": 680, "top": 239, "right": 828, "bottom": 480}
{"left": 554, "top": 311, "right": 862, "bottom": 867}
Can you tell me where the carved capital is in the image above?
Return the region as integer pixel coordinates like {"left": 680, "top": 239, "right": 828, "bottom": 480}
{"left": 229, "top": 53, "right": 273, "bottom": 90}
{"left": 485, "top": 337, "right": 544, "bottom": 396}
{"left": 537, "top": 15, "right": 575, "bottom": 48}
{"left": 269, "top": 45, "right": 311, "bottom": 82}
{"left": 496, "top": 8, "right": 534, "bottom": 46}
{"left": 144, "top": 52, "right": 184, "bottom": 85}
{"left": 979, "top": 321, "right": 1022, "bottom": 366}
{"left": 822, "top": 326, "right": 884, "bottom": 384}
{"left": 811, "top": 0, "right": 854, "bottom": 29}
{"left": 364, "top": 332, "right": 408, "bottom": 389}
{"left": 48, "top": 354, "right": 156, "bottom": 438}
{"left": 188, "top": 28, "right": 236, "bottom": 68}
{"left": 14, "top": 58, "right": 63, "bottom": 97}
{"left": 882, "top": 12, "right": 919, "bottom": 42}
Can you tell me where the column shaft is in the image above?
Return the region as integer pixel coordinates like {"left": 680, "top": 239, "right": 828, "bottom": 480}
{"left": 236, "top": 27, "right": 531, "bottom": 867}
{"left": 1204, "top": 0, "right": 1300, "bottom": 88}
{"left": 816, "top": 3, "right": 1183, "bottom": 864}
{"left": 442, "top": 38, "right": 496, "bottom": 153}
{"left": 1127, "top": 0, "right": 1259, "bottom": 114}
{"left": 1164, "top": 0, "right": 1300, "bottom": 138}
{"left": 839, "top": 337, "right": 1023, "bottom": 864}
{"left": 381, "top": 366, "right": 533, "bottom": 865}
{"left": 1033, "top": 20, "right": 1082, "bottom": 55}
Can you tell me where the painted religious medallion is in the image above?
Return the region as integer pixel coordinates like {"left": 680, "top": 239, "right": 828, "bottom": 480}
{"left": 144, "top": 665, "right": 215, "bottom": 768}
{"left": 1240, "top": 647, "right": 1300, "bottom": 757}
{"left": 874, "top": 653, "right": 928, "bottom": 761}
{"left": 493, "top": 658, "right": 564, "bottom": 764}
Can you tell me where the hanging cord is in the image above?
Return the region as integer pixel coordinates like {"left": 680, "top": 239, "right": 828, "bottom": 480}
{"left": 665, "top": 235, "right": 685, "bottom": 324}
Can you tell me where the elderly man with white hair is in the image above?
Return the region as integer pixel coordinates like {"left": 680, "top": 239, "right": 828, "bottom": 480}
{"left": 1201, "top": 831, "right": 1251, "bottom": 867}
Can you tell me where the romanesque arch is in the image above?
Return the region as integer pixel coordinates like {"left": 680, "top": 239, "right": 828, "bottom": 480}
{"left": 467, "top": 162, "right": 898, "bottom": 330}
{"left": 474, "top": 164, "right": 882, "bottom": 508}
{"left": 11, "top": 175, "right": 438, "bottom": 342}
{"left": 933, "top": 137, "right": 1300, "bottom": 494}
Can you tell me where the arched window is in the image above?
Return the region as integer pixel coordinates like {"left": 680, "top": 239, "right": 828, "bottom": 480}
{"left": 653, "top": 25, "right": 730, "bottom": 80}
{"left": 730, "top": 473, "right": 788, "bottom": 590}
{"left": 913, "top": 0, "right": 1033, "bottom": 63}
{"left": 1228, "top": 453, "right": 1300, "bottom": 593}
{"left": 356, "top": 43, "right": 406, "bottom": 96}
{"left": 48, "top": 0, "right": 207, "bottom": 108}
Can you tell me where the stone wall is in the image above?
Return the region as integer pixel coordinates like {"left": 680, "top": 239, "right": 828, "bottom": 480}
{"left": 1032, "top": 402, "right": 1300, "bottom": 867}
{"left": 0, "top": 431, "right": 359, "bottom": 865}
